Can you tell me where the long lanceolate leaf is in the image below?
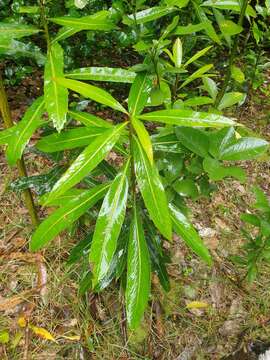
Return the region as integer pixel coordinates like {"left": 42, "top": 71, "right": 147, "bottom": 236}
{"left": 36, "top": 127, "right": 105, "bottom": 153}
{"left": 133, "top": 136, "right": 172, "bottom": 240}
{"left": 128, "top": 73, "right": 152, "bottom": 116}
{"left": 169, "top": 204, "right": 212, "bottom": 265}
{"left": 6, "top": 97, "right": 45, "bottom": 166}
{"left": 56, "top": 77, "right": 127, "bottom": 114}
{"left": 123, "top": 6, "right": 175, "bottom": 25}
{"left": 139, "top": 109, "right": 237, "bottom": 127}
{"left": 44, "top": 42, "right": 68, "bottom": 132}
{"left": 65, "top": 67, "right": 136, "bottom": 83}
{"left": 89, "top": 159, "right": 130, "bottom": 287}
{"left": 30, "top": 184, "right": 109, "bottom": 252}
{"left": 126, "top": 203, "right": 151, "bottom": 330}
{"left": 69, "top": 110, "right": 112, "bottom": 128}
{"left": 44, "top": 122, "right": 127, "bottom": 205}
{"left": 0, "top": 23, "right": 40, "bottom": 40}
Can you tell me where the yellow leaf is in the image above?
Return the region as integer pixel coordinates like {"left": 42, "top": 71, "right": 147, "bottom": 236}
{"left": 18, "top": 316, "right": 27, "bottom": 328}
{"left": 186, "top": 301, "right": 209, "bottom": 309}
{"left": 235, "top": 131, "right": 242, "bottom": 139}
{"left": 61, "top": 335, "right": 80, "bottom": 341}
{"left": 30, "top": 325, "right": 56, "bottom": 342}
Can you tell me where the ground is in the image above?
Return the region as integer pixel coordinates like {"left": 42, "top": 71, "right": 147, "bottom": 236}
{"left": 0, "top": 75, "right": 269, "bottom": 359}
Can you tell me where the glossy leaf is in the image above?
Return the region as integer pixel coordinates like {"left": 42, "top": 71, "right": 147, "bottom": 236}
{"left": 173, "top": 38, "right": 182, "bottom": 68}
{"left": 52, "top": 27, "right": 79, "bottom": 43}
{"left": 49, "top": 11, "right": 115, "bottom": 31}
{"left": 132, "top": 117, "right": 153, "bottom": 164}
{"left": 192, "top": 1, "right": 221, "bottom": 44}
{"left": 133, "top": 136, "right": 172, "bottom": 240}
{"left": 69, "top": 110, "right": 112, "bottom": 128}
{"left": 128, "top": 72, "right": 152, "bottom": 116}
{"left": 218, "top": 92, "right": 245, "bottom": 110}
{"left": 6, "top": 97, "right": 45, "bottom": 166}
{"left": 0, "top": 23, "right": 40, "bottom": 40}
{"left": 184, "top": 46, "right": 212, "bottom": 67}
{"left": 0, "top": 127, "right": 14, "bottom": 145}
{"left": 10, "top": 166, "right": 65, "bottom": 196}
{"left": 219, "top": 138, "right": 269, "bottom": 161}
{"left": 152, "top": 132, "right": 183, "bottom": 154}
{"left": 90, "top": 160, "right": 130, "bottom": 287}
{"left": 126, "top": 204, "right": 151, "bottom": 330}
{"left": 44, "top": 123, "right": 127, "bottom": 205}
{"left": 123, "top": 6, "right": 175, "bottom": 25}
{"left": 219, "top": 20, "right": 243, "bottom": 36}
{"left": 203, "top": 156, "right": 246, "bottom": 182}
{"left": 203, "top": 77, "right": 218, "bottom": 100}
{"left": 0, "top": 39, "right": 45, "bottom": 65}
{"left": 209, "top": 127, "right": 235, "bottom": 159}
{"left": 231, "top": 66, "right": 245, "bottom": 84}
{"left": 201, "top": 0, "right": 257, "bottom": 17}
{"left": 175, "top": 127, "right": 209, "bottom": 157}
{"left": 139, "top": 109, "right": 237, "bottom": 127}
{"left": 30, "top": 184, "right": 109, "bottom": 251}
{"left": 213, "top": 8, "right": 231, "bottom": 47}
{"left": 36, "top": 127, "right": 105, "bottom": 153}
{"left": 169, "top": 203, "right": 212, "bottom": 265}
{"left": 66, "top": 67, "right": 136, "bottom": 83}
{"left": 56, "top": 77, "right": 127, "bottom": 114}
{"left": 174, "top": 23, "right": 206, "bottom": 35}
{"left": 173, "top": 178, "right": 199, "bottom": 199}
{"left": 184, "top": 96, "right": 213, "bottom": 106}
{"left": 180, "top": 64, "right": 213, "bottom": 89}
{"left": 44, "top": 42, "right": 68, "bottom": 132}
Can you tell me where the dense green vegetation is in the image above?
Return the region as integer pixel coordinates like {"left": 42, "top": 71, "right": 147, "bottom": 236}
{"left": 0, "top": 0, "right": 269, "bottom": 356}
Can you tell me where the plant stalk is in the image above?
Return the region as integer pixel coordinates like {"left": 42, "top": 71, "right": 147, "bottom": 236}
{"left": 214, "top": 0, "right": 249, "bottom": 108}
{"left": 39, "top": 0, "right": 51, "bottom": 50}
{"left": 0, "top": 71, "right": 39, "bottom": 227}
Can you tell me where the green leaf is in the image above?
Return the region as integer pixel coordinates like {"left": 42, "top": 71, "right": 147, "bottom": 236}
{"left": 56, "top": 77, "right": 127, "bottom": 114}
{"left": 49, "top": 11, "right": 116, "bottom": 31}
{"left": 219, "top": 137, "right": 269, "bottom": 161}
{"left": 184, "top": 96, "right": 213, "bottom": 106}
{"left": 133, "top": 136, "right": 172, "bottom": 240}
{"left": 30, "top": 184, "right": 109, "bottom": 251}
{"left": 231, "top": 66, "right": 245, "bottom": 84}
{"left": 252, "top": 187, "right": 270, "bottom": 213}
{"left": 52, "top": 27, "right": 79, "bottom": 43}
{"left": 166, "top": 0, "right": 189, "bottom": 7}
{"left": 192, "top": 1, "right": 221, "bottom": 44}
{"left": 201, "top": 0, "right": 257, "bottom": 17}
{"left": 0, "top": 330, "right": 9, "bottom": 344}
{"left": 213, "top": 8, "right": 231, "bottom": 47}
{"left": 219, "top": 20, "right": 243, "bottom": 36}
{"left": 123, "top": 6, "right": 175, "bottom": 25}
{"left": 218, "top": 92, "right": 245, "bottom": 110}
{"left": 173, "top": 178, "right": 199, "bottom": 199}
{"left": 44, "top": 42, "right": 68, "bottom": 132}
{"left": 152, "top": 133, "right": 183, "bottom": 154}
{"left": 0, "top": 39, "right": 45, "bottom": 65}
{"left": 173, "top": 38, "right": 182, "bottom": 68}
{"left": 36, "top": 127, "right": 105, "bottom": 153}
{"left": 203, "top": 77, "right": 218, "bottom": 100}
{"left": 44, "top": 123, "right": 127, "bottom": 205}
{"left": 174, "top": 23, "right": 206, "bottom": 35}
{"left": 0, "top": 127, "right": 14, "bottom": 145}
{"left": 184, "top": 46, "right": 212, "bottom": 67}
{"left": 203, "top": 156, "right": 246, "bottom": 182}
{"left": 240, "top": 213, "right": 260, "bottom": 227}
{"left": 6, "top": 97, "right": 45, "bottom": 166}
{"left": 0, "top": 22, "right": 40, "bottom": 40}
{"left": 10, "top": 166, "right": 65, "bottom": 196}
{"left": 139, "top": 109, "right": 237, "bottom": 127}
{"left": 69, "top": 110, "right": 112, "bottom": 128}
{"left": 169, "top": 203, "right": 212, "bottom": 265}
{"left": 126, "top": 203, "right": 151, "bottom": 330}
{"left": 175, "top": 127, "right": 209, "bottom": 157}
{"left": 128, "top": 72, "right": 152, "bottom": 116}
{"left": 90, "top": 159, "right": 129, "bottom": 287}
{"left": 65, "top": 67, "right": 136, "bottom": 83}
{"left": 132, "top": 117, "right": 153, "bottom": 164}
{"left": 209, "top": 127, "right": 235, "bottom": 159}
{"left": 180, "top": 64, "right": 213, "bottom": 89}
